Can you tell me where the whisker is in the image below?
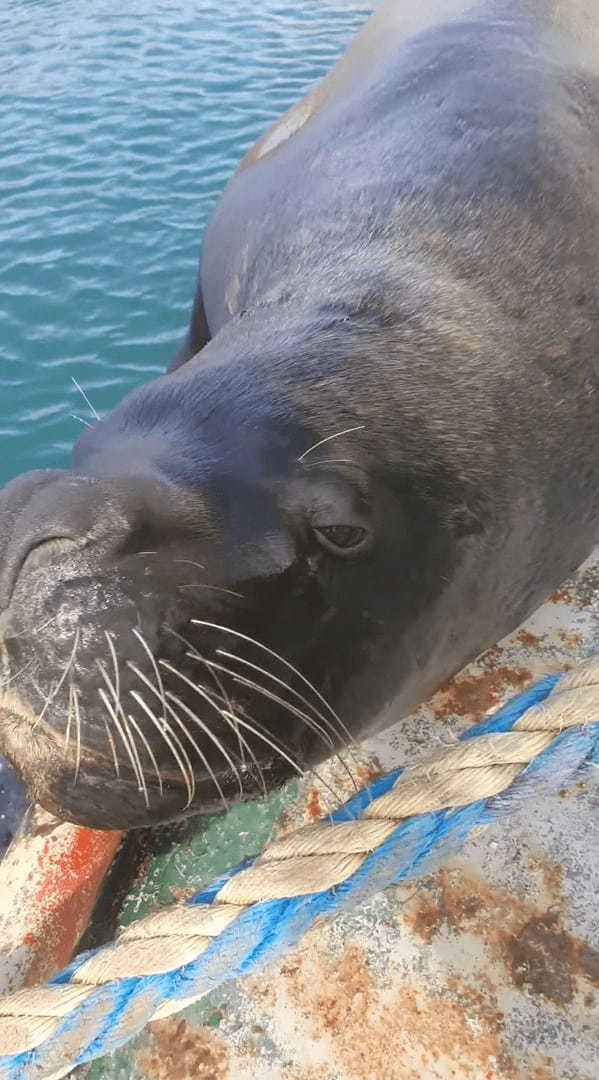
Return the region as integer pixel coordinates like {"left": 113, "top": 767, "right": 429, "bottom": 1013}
{"left": 190, "top": 619, "right": 355, "bottom": 745}
{"left": 122, "top": 712, "right": 150, "bottom": 808}
{"left": 164, "top": 668, "right": 269, "bottom": 799}
{"left": 198, "top": 655, "right": 333, "bottom": 749}
{"left": 126, "top": 711, "right": 164, "bottom": 796}
{"left": 64, "top": 681, "right": 74, "bottom": 757}
{"left": 71, "top": 376, "right": 100, "bottom": 420}
{"left": 0, "top": 655, "right": 38, "bottom": 692}
{"left": 303, "top": 458, "right": 356, "bottom": 468}
{"left": 200, "top": 663, "right": 344, "bottom": 809}
{"left": 221, "top": 710, "right": 304, "bottom": 783}
{"left": 163, "top": 691, "right": 230, "bottom": 810}
{"left": 97, "top": 684, "right": 144, "bottom": 790}
{"left": 217, "top": 650, "right": 359, "bottom": 792}
{"left": 101, "top": 713, "right": 121, "bottom": 779}
{"left": 128, "top": 688, "right": 194, "bottom": 807}
{"left": 157, "top": 659, "right": 244, "bottom": 795}
{"left": 132, "top": 627, "right": 169, "bottom": 734}
{"left": 97, "top": 663, "right": 145, "bottom": 793}
{"left": 100, "top": 635, "right": 141, "bottom": 790}
{"left": 70, "top": 414, "right": 92, "bottom": 428}
{"left": 2, "top": 613, "right": 56, "bottom": 644}
{"left": 127, "top": 663, "right": 196, "bottom": 806}
{"left": 72, "top": 686, "right": 82, "bottom": 786}
{"left": 163, "top": 625, "right": 248, "bottom": 770}
{"left": 208, "top": 652, "right": 359, "bottom": 794}
{"left": 238, "top": 705, "right": 343, "bottom": 817}
{"left": 174, "top": 559, "right": 206, "bottom": 571}
{"left": 298, "top": 425, "right": 365, "bottom": 462}
{"left": 178, "top": 583, "right": 244, "bottom": 599}
{"left": 33, "top": 626, "right": 80, "bottom": 730}
{"left": 217, "top": 650, "right": 336, "bottom": 746}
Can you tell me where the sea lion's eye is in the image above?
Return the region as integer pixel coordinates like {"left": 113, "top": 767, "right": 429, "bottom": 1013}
{"left": 314, "top": 524, "right": 367, "bottom": 553}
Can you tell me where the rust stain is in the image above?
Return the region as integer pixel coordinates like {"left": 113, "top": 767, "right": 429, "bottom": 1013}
{"left": 549, "top": 586, "right": 573, "bottom": 604}
{"left": 137, "top": 1018, "right": 229, "bottom": 1080}
{"left": 402, "top": 865, "right": 598, "bottom": 1007}
{"left": 578, "top": 942, "right": 599, "bottom": 989}
{"left": 355, "top": 762, "right": 383, "bottom": 786}
{"left": 170, "top": 886, "right": 197, "bottom": 903}
{"left": 557, "top": 630, "right": 583, "bottom": 648}
{"left": 431, "top": 665, "right": 532, "bottom": 722}
{"left": 280, "top": 941, "right": 514, "bottom": 1079}
{"left": 508, "top": 913, "right": 578, "bottom": 1005}
{"left": 304, "top": 787, "right": 325, "bottom": 824}
{"left": 515, "top": 630, "right": 542, "bottom": 648}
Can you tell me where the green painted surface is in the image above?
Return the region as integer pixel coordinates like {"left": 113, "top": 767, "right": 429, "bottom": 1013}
{"left": 120, "top": 782, "right": 299, "bottom": 926}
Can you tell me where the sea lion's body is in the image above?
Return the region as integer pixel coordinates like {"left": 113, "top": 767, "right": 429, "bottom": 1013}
{"left": 0, "top": 0, "right": 598, "bottom": 828}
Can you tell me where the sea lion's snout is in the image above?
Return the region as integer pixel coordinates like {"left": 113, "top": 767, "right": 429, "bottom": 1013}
{"left": 0, "top": 464, "right": 268, "bottom": 829}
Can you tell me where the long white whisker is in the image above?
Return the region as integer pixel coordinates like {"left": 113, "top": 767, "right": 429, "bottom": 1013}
{"left": 101, "top": 713, "right": 121, "bottom": 779}
{"left": 198, "top": 656, "right": 333, "bottom": 748}
{"left": 132, "top": 627, "right": 169, "bottom": 728}
{"left": 204, "top": 655, "right": 358, "bottom": 794}
{"left": 235, "top": 705, "right": 342, "bottom": 816}
{"left": 190, "top": 619, "right": 355, "bottom": 744}
{"left": 64, "top": 681, "right": 74, "bottom": 757}
{"left": 298, "top": 425, "right": 365, "bottom": 462}
{"left": 216, "top": 650, "right": 359, "bottom": 792}
{"left": 201, "top": 665, "right": 344, "bottom": 808}
{"left": 164, "top": 622, "right": 239, "bottom": 721}
{"left": 303, "top": 458, "right": 356, "bottom": 468}
{"left": 222, "top": 710, "right": 304, "bottom": 782}
{"left": 161, "top": 662, "right": 269, "bottom": 799}
{"left": 162, "top": 626, "right": 241, "bottom": 759}
{"left": 97, "top": 684, "right": 144, "bottom": 791}
{"left": 33, "top": 626, "right": 80, "bottom": 730}
{"left": 71, "top": 376, "right": 100, "bottom": 420}
{"left": 122, "top": 712, "right": 150, "bottom": 808}
{"left": 127, "top": 664, "right": 196, "bottom": 806}
{"left": 177, "top": 583, "right": 244, "bottom": 599}
{"left": 217, "top": 650, "right": 334, "bottom": 745}
{"left": 97, "top": 663, "right": 145, "bottom": 792}
{"left": 128, "top": 688, "right": 194, "bottom": 806}
{"left": 0, "top": 656, "right": 38, "bottom": 691}
{"left": 157, "top": 660, "right": 244, "bottom": 794}
{"left": 126, "top": 711, "right": 163, "bottom": 796}
{"left": 72, "top": 686, "right": 82, "bottom": 786}
{"left": 163, "top": 691, "right": 230, "bottom": 809}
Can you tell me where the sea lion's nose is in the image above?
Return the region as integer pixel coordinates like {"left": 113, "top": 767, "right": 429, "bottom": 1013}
{"left": 0, "top": 468, "right": 206, "bottom": 608}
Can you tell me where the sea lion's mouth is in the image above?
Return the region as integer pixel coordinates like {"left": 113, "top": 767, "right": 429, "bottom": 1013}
{"left": 0, "top": 672, "right": 287, "bottom": 829}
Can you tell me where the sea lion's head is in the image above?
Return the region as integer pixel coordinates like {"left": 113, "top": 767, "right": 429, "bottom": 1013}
{"left": 0, "top": 307, "right": 486, "bottom": 829}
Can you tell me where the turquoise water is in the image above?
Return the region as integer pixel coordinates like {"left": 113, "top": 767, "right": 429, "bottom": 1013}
{"left": 1, "top": 0, "right": 370, "bottom": 487}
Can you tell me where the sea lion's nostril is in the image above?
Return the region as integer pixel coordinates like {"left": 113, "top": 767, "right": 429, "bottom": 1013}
{"left": 20, "top": 537, "right": 79, "bottom": 576}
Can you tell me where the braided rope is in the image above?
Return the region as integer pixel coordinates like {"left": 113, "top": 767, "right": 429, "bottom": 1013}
{"left": 0, "top": 660, "right": 597, "bottom": 1079}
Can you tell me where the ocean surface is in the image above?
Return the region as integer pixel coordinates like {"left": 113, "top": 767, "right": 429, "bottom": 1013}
{"left": 1, "top": 0, "right": 370, "bottom": 487}
{"left": 0, "top": 0, "right": 370, "bottom": 849}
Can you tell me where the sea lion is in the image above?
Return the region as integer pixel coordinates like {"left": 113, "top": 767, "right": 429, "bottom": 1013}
{"left": 0, "top": 0, "right": 598, "bottom": 829}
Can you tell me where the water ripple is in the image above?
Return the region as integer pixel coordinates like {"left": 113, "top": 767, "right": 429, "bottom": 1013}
{"left": 2, "top": 0, "right": 370, "bottom": 482}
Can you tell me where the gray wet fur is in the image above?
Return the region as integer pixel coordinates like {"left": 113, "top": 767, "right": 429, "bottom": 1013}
{"left": 0, "top": 0, "right": 598, "bottom": 827}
